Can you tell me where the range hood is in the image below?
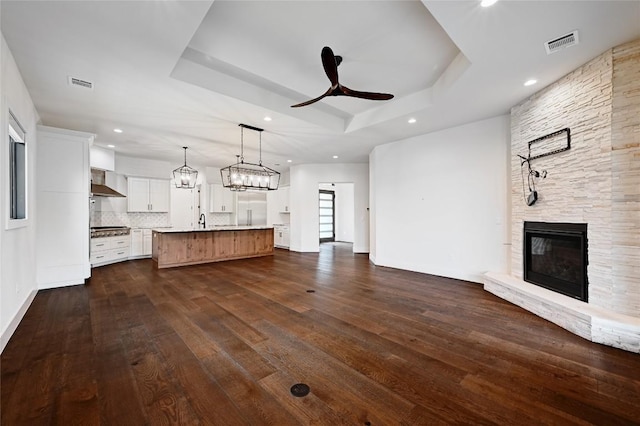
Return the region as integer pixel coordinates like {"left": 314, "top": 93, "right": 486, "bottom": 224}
{"left": 91, "top": 168, "right": 125, "bottom": 197}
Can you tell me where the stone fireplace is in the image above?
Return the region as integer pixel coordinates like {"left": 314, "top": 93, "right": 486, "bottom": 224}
{"left": 484, "top": 38, "right": 640, "bottom": 353}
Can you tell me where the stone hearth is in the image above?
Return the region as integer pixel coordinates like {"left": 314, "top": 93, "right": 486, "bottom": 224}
{"left": 484, "top": 273, "right": 640, "bottom": 353}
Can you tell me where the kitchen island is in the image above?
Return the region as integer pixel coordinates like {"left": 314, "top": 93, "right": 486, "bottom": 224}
{"left": 152, "top": 226, "right": 274, "bottom": 269}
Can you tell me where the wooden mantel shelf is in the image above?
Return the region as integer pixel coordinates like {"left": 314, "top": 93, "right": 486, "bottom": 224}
{"left": 151, "top": 227, "right": 274, "bottom": 269}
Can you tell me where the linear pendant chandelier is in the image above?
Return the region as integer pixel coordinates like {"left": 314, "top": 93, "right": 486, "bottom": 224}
{"left": 173, "top": 146, "right": 198, "bottom": 189}
{"left": 220, "top": 124, "right": 280, "bottom": 191}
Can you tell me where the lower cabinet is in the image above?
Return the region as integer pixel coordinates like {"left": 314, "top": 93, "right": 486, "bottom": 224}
{"left": 130, "top": 228, "right": 153, "bottom": 258}
{"left": 91, "top": 236, "right": 131, "bottom": 267}
{"left": 274, "top": 225, "right": 290, "bottom": 249}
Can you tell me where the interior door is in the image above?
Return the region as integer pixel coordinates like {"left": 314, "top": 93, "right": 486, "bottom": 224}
{"left": 170, "top": 186, "right": 195, "bottom": 229}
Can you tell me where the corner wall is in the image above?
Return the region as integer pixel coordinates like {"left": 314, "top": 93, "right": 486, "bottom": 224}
{"left": 1, "top": 35, "right": 40, "bottom": 352}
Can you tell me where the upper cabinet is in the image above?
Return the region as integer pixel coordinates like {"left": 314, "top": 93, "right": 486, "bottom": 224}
{"left": 278, "top": 186, "right": 290, "bottom": 213}
{"left": 128, "top": 177, "right": 170, "bottom": 212}
{"left": 209, "top": 183, "right": 234, "bottom": 213}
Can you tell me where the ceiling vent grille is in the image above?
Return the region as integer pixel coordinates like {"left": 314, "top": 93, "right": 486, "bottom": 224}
{"left": 68, "top": 76, "right": 94, "bottom": 90}
{"left": 545, "top": 31, "right": 579, "bottom": 55}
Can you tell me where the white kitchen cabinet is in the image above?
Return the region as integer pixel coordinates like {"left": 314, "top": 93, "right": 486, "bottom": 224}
{"left": 209, "top": 183, "right": 234, "bottom": 213}
{"left": 274, "top": 225, "right": 290, "bottom": 249}
{"left": 279, "top": 186, "right": 290, "bottom": 213}
{"left": 128, "top": 177, "right": 170, "bottom": 212}
{"left": 36, "top": 126, "right": 92, "bottom": 289}
{"left": 130, "top": 228, "right": 153, "bottom": 258}
{"left": 130, "top": 229, "right": 144, "bottom": 257}
{"left": 91, "top": 235, "right": 130, "bottom": 266}
{"left": 143, "top": 230, "right": 153, "bottom": 254}
{"left": 274, "top": 228, "right": 283, "bottom": 247}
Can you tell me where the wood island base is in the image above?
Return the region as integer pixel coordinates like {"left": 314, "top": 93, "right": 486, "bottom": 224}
{"left": 152, "top": 227, "right": 274, "bottom": 269}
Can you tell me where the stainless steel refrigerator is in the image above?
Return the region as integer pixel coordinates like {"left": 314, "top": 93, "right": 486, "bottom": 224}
{"left": 237, "top": 191, "right": 267, "bottom": 226}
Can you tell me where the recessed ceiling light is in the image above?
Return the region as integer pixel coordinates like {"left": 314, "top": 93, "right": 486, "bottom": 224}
{"left": 107, "top": 144, "right": 115, "bottom": 148}
{"left": 524, "top": 79, "right": 538, "bottom": 86}
{"left": 480, "top": 0, "right": 498, "bottom": 7}
{"left": 287, "top": 159, "right": 292, "bottom": 163}
{"left": 113, "top": 128, "right": 123, "bottom": 133}
{"left": 333, "top": 155, "right": 339, "bottom": 159}
{"left": 263, "top": 116, "right": 272, "bottom": 122}
{"left": 408, "top": 118, "right": 417, "bottom": 124}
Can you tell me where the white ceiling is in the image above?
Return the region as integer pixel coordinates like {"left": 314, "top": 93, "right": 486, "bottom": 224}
{"left": 2, "top": 1, "right": 639, "bottom": 171}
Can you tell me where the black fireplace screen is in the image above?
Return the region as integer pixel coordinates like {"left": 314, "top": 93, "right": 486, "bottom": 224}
{"left": 524, "top": 222, "right": 588, "bottom": 302}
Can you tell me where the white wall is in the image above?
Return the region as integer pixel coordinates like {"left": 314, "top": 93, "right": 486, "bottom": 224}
{"left": 1, "top": 35, "right": 40, "bottom": 352}
{"left": 370, "top": 115, "right": 511, "bottom": 283}
{"left": 116, "top": 154, "right": 173, "bottom": 180}
{"left": 290, "top": 163, "right": 368, "bottom": 253}
{"left": 334, "top": 183, "right": 354, "bottom": 243}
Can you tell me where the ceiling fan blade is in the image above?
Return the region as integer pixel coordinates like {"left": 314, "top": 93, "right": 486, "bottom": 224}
{"left": 341, "top": 85, "right": 394, "bottom": 101}
{"left": 290, "top": 87, "right": 333, "bottom": 108}
{"left": 321, "top": 46, "right": 339, "bottom": 87}
{"left": 292, "top": 47, "right": 393, "bottom": 108}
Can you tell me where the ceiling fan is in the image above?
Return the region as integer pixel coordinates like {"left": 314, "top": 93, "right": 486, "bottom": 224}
{"left": 291, "top": 46, "right": 394, "bottom": 108}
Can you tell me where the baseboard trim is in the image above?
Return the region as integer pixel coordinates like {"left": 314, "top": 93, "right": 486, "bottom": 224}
{"left": 1, "top": 289, "right": 37, "bottom": 354}
{"left": 38, "top": 278, "right": 86, "bottom": 290}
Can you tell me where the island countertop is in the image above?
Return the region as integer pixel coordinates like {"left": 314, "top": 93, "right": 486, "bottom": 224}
{"left": 152, "top": 225, "right": 274, "bottom": 233}
{"left": 151, "top": 226, "right": 274, "bottom": 268}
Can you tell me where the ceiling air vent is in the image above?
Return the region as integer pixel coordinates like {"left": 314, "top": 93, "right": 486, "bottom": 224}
{"left": 68, "top": 76, "right": 94, "bottom": 90}
{"left": 545, "top": 31, "right": 579, "bottom": 55}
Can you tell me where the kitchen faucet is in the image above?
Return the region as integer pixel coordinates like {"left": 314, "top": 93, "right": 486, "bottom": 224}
{"left": 198, "top": 213, "right": 206, "bottom": 229}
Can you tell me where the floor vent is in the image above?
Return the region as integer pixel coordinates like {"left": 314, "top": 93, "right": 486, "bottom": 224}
{"left": 68, "top": 76, "right": 94, "bottom": 90}
{"left": 545, "top": 31, "right": 579, "bottom": 55}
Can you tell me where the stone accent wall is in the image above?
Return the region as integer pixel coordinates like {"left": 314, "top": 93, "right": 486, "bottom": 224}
{"left": 611, "top": 40, "right": 640, "bottom": 317}
{"left": 510, "top": 38, "right": 640, "bottom": 319}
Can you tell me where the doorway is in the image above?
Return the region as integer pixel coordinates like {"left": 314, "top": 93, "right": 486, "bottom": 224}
{"left": 319, "top": 189, "right": 335, "bottom": 242}
{"left": 170, "top": 184, "right": 199, "bottom": 229}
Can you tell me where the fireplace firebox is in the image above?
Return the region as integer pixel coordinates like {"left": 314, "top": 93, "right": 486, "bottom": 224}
{"left": 523, "top": 222, "right": 588, "bottom": 302}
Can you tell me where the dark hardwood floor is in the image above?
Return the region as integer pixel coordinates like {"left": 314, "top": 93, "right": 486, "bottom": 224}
{"left": 2, "top": 242, "right": 639, "bottom": 425}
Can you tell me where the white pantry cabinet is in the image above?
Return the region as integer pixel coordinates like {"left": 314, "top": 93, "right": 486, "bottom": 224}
{"left": 36, "top": 126, "right": 92, "bottom": 288}
{"left": 209, "top": 183, "right": 234, "bottom": 213}
{"left": 128, "top": 177, "right": 170, "bottom": 212}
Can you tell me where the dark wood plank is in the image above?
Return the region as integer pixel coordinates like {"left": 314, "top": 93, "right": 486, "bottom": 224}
{"left": 2, "top": 243, "right": 640, "bottom": 425}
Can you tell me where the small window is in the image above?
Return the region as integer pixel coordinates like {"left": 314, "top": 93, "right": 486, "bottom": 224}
{"left": 9, "top": 111, "right": 27, "bottom": 221}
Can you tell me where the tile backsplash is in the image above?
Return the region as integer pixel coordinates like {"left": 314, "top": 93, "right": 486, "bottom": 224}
{"left": 91, "top": 211, "right": 234, "bottom": 228}
{"left": 91, "top": 211, "right": 171, "bottom": 228}
{"left": 208, "top": 213, "right": 233, "bottom": 226}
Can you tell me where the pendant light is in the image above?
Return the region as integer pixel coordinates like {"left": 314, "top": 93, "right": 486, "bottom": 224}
{"left": 173, "top": 146, "right": 198, "bottom": 189}
{"left": 220, "top": 124, "right": 280, "bottom": 191}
